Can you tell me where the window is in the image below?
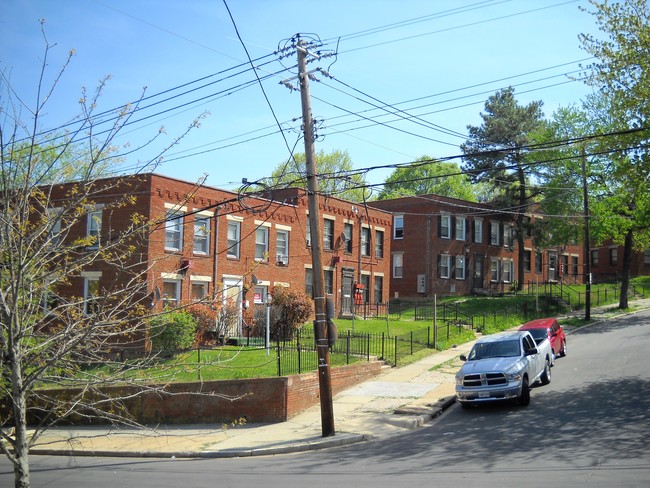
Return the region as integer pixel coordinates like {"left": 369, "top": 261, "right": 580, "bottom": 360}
{"left": 360, "top": 274, "right": 370, "bottom": 303}
{"left": 305, "top": 219, "right": 311, "bottom": 247}
{"left": 455, "top": 255, "right": 465, "bottom": 280}
{"left": 561, "top": 255, "right": 569, "bottom": 276}
{"left": 48, "top": 208, "right": 63, "bottom": 246}
{"left": 455, "top": 217, "right": 466, "bottom": 241}
{"left": 374, "top": 275, "right": 383, "bottom": 303}
{"left": 393, "top": 253, "right": 403, "bottom": 278}
{"left": 490, "top": 258, "right": 500, "bottom": 282}
{"left": 439, "top": 254, "right": 450, "bottom": 279}
{"left": 87, "top": 209, "right": 102, "bottom": 248}
{"left": 503, "top": 224, "right": 513, "bottom": 247}
{"left": 644, "top": 249, "right": 650, "bottom": 265}
{"left": 375, "top": 230, "right": 384, "bottom": 258}
{"left": 227, "top": 220, "right": 240, "bottom": 259}
{"left": 535, "top": 251, "right": 543, "bottom": 273}
{"left": 193, "top": 216, "right": 210, "bottom": 255}
{"left": 191, "top": 282, "right": 208, "bottom": 302}
{"left": 490, "top": 222, "right": 500, "bottom": 245}
{"left": 591, "top": 249, "right": 599, "bottom": 267}
{"left": 323, "top": 218, "right": 334, "bottom": 251}
{"left": 572, "top": 256, "right": 579, "bottom": 276}
{"left": 305, "top": 268, "right": 313, "bottom": 297}
{"left": 344, "top": 223, "right": 353, "bottom": 253}
{"left": 83, "top": 275, "right": 100, "bottom": 315}
{"left": 502, "top": 259, "right": 513, "bottom": 282}
{"left": 440, "top": 214, "right": 451, "bottom": 239}
{"left": 361, "top": 226, "right": 371, "bottom": 256}
{"left": 276, "top": 229, "right": 289, "bottom": 264}
{"left": 394, "top": 215, "right": 404, "bottom": 239}
{"left": 162, "top": 280, "right": 181, "bottom": 307}
{"left": 255, "top": 226, "right": 269, "bottom": 261}
{"left": 473, "top": 219, "right": 483, "bottom": 244}
{"left": 523, "top": 250, "right": 532, "bottom": 272}
{"left": 610, "top": 248, "right": 618, "bottom": 266}
{"left": 165, "top": 209, "right": 183, "bottom": 251}
{"left": 324, "top": 269, "right": 333, "bottom": 295}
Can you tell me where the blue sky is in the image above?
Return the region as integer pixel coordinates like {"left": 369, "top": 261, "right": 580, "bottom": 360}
{"left": 1, "top": 0, "right": 599, "bottom": 191}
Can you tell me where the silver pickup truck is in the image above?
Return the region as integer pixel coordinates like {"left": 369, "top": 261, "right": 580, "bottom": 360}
{"left": 455, "top": 330, "right": 553, "bottom": 409}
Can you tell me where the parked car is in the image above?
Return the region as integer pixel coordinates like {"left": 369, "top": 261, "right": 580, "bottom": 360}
{"left": 455, "top": 330, "right": 553, "bottom": 409}
{"left": 519, "top": 318, "right": 566, "bottom": 359}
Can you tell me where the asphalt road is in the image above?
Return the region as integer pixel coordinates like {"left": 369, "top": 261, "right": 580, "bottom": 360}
{"left": 3, "top": 309, "right": 650, "bottom": 488}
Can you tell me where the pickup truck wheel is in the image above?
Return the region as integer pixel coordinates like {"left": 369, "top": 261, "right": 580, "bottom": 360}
{"left": 559, "top": 340, "right": 567, "bottom": 357}
{"left": 541, "top": 359, "right": 552, "bottom": 385}
{"left": 518, "top": 378, "right": 530, "bottom": 406}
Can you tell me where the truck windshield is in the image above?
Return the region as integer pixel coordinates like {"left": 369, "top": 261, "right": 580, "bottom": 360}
{"left": 468, "top": 340, "right": 521, "bottom": 360}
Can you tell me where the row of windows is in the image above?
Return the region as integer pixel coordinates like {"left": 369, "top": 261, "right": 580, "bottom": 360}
{"left": 393, "top": 214, "right": 516, "bottom": 247}
{"left": 392, "top": 253, "right": 514, "bottom": 283}
{"left": 309, "top": 219, "right": 385, "bottom": 258}
{"left": 48, "top": 207, "right": 103, "bottom": 248}
{"left": 304, "top": 269, "right": 385, "bottom": 304}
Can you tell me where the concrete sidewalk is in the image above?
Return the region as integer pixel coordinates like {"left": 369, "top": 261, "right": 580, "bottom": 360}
{"left": 28, "top": 344, "right": 469, "bottom": 459}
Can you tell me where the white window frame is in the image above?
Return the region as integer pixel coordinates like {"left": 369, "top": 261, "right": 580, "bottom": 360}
{"left": 191, "top": 281, "right": 209, "bottom": 302}
{"left": 87, "top": 208, "right": 103, "bottom": 248}
{"left": 474, "top": 218, "right": 483, "bottom": 244}
{"left": 440, "top": 214, "right": 451, "bottom": 239}
{"left": 255, "top": 225, "right": 269, "bottom": 261}
{"left": 276, "top": 228, "right": 289, "bottom": 265}
{"left": 394, "top": 215, "right": 404, "bottom": 239}
{"left": 490, "top": 258, "right": 500, "bottom": 282}
{"left": 393, "top": 253, "right": 404, "bottom": 279}
{"left": 323, "top": 218, "right": 335, "bottom": 251}
{"left": 502, "top": 259, "right": 513, "bottom": 282}
{"left": 375, "top": 229, "right": 384, "bottom": 259}
{"left": 162, "top": 279, "right": 181, "bottom": 307}
{"left": 490, "top": 222, "right": 500, "bottom": 246}
{"left": 227, "top": 218, "right": 241, "bottom": 259}
{"left": 440, "top": 254, "right": 450, "bottom": 279}
{"left": 165, "top": 208, "right": 184, "bottom": 252}
{"left": 193, "top": 214, "right": 210, "bottom": 255}
{"left": 83, "top": 273, "right": 101, "bottom": 315}
{"left": 455, "top": 216, "right": 466, "bottom": 241}
{"left": 361, "top": 226, "right": 371, "bottom": 256}
{"left": 455, "top": 255, "right": 466, "bottom": 280}
{"left": 48, "top": 207, "right": 63, "bottom": 246}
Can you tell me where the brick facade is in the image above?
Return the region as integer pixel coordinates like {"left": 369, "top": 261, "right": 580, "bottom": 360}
{"left": 48, "top": 173, "right": 393, "bottom": 341}
{"left": 369, "top": 194, "right": 585, "bottom": 298}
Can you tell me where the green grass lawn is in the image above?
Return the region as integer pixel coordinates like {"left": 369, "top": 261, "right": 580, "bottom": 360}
{"left": 72, "top": 277, "right": 648, "bottom": 384}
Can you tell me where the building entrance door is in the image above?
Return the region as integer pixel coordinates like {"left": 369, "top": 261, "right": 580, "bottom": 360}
{"left": 341, "top": 268, "right": 354, "bottom": 317}
{"left": 473, "top": 254, "right": 485, "bottom": 289}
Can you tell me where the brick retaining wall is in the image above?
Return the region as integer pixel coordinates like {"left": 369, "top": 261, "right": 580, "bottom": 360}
{"left": 16, "top": 361, "right": 383, "bottom": 426}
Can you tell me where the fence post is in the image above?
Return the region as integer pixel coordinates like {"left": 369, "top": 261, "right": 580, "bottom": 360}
{"left": 394, "top": 335, "right": 398, "bottom": 366}
{"left": 347, "top": 330, "right": 351, "bottom": 364}
{"left": 276, "top": 342, "right": 281, "bottom": 377}
{"left": 410, "top": 331, "right": 414, "bottom": 356}
{"left": 297, "top": 343, "right": 301, "bottom": 374}
{"left": 367, "top": 334, "right": 371, "bottom": 361}
{"left": 381, "top": 332, "right": 385, "bottom": 361}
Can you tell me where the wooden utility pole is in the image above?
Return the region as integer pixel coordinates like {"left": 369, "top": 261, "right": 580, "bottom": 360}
{"left": 582, "top": 146, "right": 591, "bottom": 320}
{"left": 297, "top": 38, "right": 335, "bottom": 437}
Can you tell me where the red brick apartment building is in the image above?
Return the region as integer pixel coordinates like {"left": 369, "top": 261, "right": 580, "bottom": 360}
{"left": 369, "top": 194, "right": 584, "bottom": 299}
{"left": 589, "top": 241, "right": 650, "bottom": 283}
{"left": 49, "top": 173, "right": 392, "bottom": 336}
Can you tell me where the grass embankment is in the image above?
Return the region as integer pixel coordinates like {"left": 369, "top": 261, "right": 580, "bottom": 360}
{"left": 77, "top": 276, "right": 649, "bottom": 383}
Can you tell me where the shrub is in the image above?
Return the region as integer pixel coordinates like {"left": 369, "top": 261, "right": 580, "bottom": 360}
{"left": 185, "top": 303, "right": 219, "bottom": 345}
{"left": 269, "top": 287, "right": 313, "bottom": 340}
{"left": 149, "top": 310, "right": 197, "bottom": 355}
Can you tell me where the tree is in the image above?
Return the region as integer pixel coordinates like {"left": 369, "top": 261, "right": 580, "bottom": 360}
{"left": 264, "top": 149, "right": 370, "bottom": 202}
{"left": 578, "top": 0, "right": 650, "bottom": 308}
{"left": 461, "top": 87, "right": 546, "bottom": 291}
{"left": 377, "top": 157, "right": 487, "bottom": 201}
{"left": 0, "top": 31, "right": 204, "bottom": 488}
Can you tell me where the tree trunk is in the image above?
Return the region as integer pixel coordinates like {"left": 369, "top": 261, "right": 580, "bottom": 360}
{"left": 619, "top": 229, "right": 633, "bottom": 309}
{"left": 10, "top": 353, "right": 31, "bottom": 488}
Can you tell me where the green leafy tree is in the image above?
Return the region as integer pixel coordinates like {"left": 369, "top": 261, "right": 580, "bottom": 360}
{"left": 377, "top": 157, "right": 486, "bottom": 201}
{"left": 265, "top": 149, "right": 370, "bottom": 202}
{"left": 578, "top": 0, "right": 650, "bottom": 307}
{"left": 461, "top": 87, "right": 546, "bottom": 290}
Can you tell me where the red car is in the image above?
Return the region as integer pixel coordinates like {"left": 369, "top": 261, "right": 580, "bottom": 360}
{"left": 519, "top": 318, "right": 567, "bottom": 360}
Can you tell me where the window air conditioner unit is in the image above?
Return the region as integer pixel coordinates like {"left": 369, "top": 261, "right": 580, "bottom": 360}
{"left": 276, "top": 254, "right": 288, "bottom": 266}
